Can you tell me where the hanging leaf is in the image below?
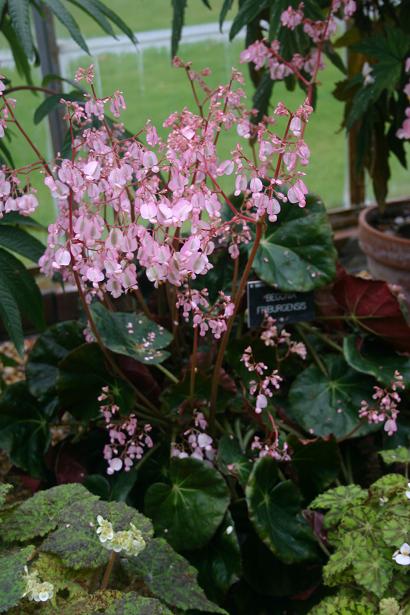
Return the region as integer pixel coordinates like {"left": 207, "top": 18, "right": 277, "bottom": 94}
{"left": 0, "top": 546, "right": 34, "bottom": 614}
{"left": 90, "top": 302, "right": 172, "bottom": 365}
{"left": 343, "top": 335, "right": 410, "bottom": 388}
{"left": 85, "top": 0, "right": 137, "bottom": 44}
{"left": 287, "top": 355, "right": 377, "bottom": 440}
{"left": 125, "top": 538, "right": 227, "bottom": 614}
{"left": 34, "top": 91, "right": 85, "bottom": 125}
{"left": 144, "top": 457, "right": 230, "bottom": 551}
{"left": 67, "top": 0, "right": 115, "bottom": 37}
{"left": 171, "top": 0, "right": 187, "bottom": 58}
{"left": 0, "top": 382, "right": 52, "bottom": 477}
{"left": 230, "top": 0, "right": 270, "bottom": 41}
{"left": 42, "top": 0, "right": 90, "bottom": 54}
{"left": 246, "top": 457, "right": 319, "bottom": 564}
{"left": 8, "top": 0, "right": 33, "bottom": 60}
{"left": 26, "top": 321, "right": 84, "bottom": 404}
{"left": 1, "top": 483, "right": 98, "bottom": 543}
{"left": 0, "top": 274, "right": 24, "bottom": 355}
{"left": 333, "top": 271, "right": 410, "bottom": 352}
{"left": 219, "top": 0, "right": 234, "bottom": 31}
{"left": 0, "top": 225, "right": 45, "bottom": 262}
{"left": 252, "top": 196, "right": 337, "bottom": 292}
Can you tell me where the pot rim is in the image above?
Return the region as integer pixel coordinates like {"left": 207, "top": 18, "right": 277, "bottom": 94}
{"left": 358, "top": 204, "right": 410, "bottom": 247}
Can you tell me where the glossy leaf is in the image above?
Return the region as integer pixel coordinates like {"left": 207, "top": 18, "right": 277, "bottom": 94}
{"left": 343, "top": 335, "right": 410, "bottom": 387}
{"left": 91, "top": 302, "right": 172, "bottom": 365}
{"left": 126, "top": 537, "right": 227, "bottom": 613}
{"left": 289, "top": 436, "right": 340, "bottom": 499}
{"left": 0, "top": 225, "right": 45, "bottom": 262}
{"left": 144, "top": 457, "right": 230, "bottom": 551}
{"left": 287, "top": 355, "right": 377, "bottom": 439}
{"left": 252, "top": 197, "right": 337, "bottom": 292}
{"left": 0, "top": 546, "right": 34, "bottom": 613}
{"left": 246, "top": 457, "right": 318, "bottom": 564}
{"left": 0, "top": 273, "right": 24, "bottom": 355}
{"left": 230, "top": 0, "right": 270, "bottom": 40}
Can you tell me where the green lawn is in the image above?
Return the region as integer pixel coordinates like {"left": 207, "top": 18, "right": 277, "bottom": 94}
{"left": 3, "top": 37, "right": 409, "bottom": 229}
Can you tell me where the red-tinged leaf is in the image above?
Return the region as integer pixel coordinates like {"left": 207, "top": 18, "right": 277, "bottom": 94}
{"left": 333, "top": 271, "right": 410, "bottom": 352}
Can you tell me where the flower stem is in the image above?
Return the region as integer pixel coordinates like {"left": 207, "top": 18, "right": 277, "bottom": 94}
{"left": 190, "top": 327, "right": 199, "bottom": 397}
{"left": 100, "top": 552, "right": 117, "bottom": 590}
{"left": 155, "top": 363, "right": 179, "bottom": 384}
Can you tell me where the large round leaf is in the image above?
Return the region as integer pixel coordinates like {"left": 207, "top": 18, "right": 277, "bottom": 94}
{"left": 26, "top": 321, "right": 85, "bottom": 403}
{"left": 246, "top": 457, "right": 318, "bottom": 564}
{"left": 252, "top": 197, "right": 337, "bottom": 292}
{"left": 343, "top": 335, "right": 410, "bottom": 387}
{"left": 287, "top": 354, "right": 377, "bottom": 439}
{"left": 144, "top": 458, "right": 230, "bottom": 551}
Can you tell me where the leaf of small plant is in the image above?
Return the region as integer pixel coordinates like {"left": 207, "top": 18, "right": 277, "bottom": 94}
{"left": 379, "top": 447, "right": 410, "bottom": 465}
{"left": 217, "top": 434, "right": 252, "bottom": 487}
{"left": 0, "top": 546, "right": 34, "bottom": 613}
{"left": 310, "top": 594, "right": 377, "bottom": 615}
{"left": 42, "top": 499, "right": 153, "bottom": 569}
{"left": 287, "top": 355, "right": 377, "bottom": 440}
{"left": 33, "top": 553, "right": 88, "bottom": 600}
{"left": 1, "top": 483, "right": 98, "bottom": 543}
{"left": 0, "top": 483, "right": 12, "bottom": 510}
{"left": 380, "top": 516, "right": 410, "bottom": 548}
{"left": 90, "top": 303, "right": 172, "bottom": 365}
{"left": 353, "top": 555, "right": 393, "bottom": 598}
{"left": 126, "top": 537, "right": 227, "bottom": 613}
{"left": 144, "top": 457, "right": 230, "bottom": 551}
{"left": 98, "top": 594, "right": 174, "bottom": 615}
{"left": 246, "top": 457, "right": 319, "bottom": 564}
{"left": 369, "top": 474, "right": 408, "bottom": 502}
{"left": 310, "top": 485, "right": 367, "bottom": 527}
{"left": 252, "top": 196, "right": 337, "bottom": 292}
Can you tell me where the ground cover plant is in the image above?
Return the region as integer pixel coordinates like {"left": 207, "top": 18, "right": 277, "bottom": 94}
{"left": 0, "top": 0, "right": 409, "bottom": 613}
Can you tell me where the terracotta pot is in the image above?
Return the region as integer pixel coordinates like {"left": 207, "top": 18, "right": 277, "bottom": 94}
{"left": 358, "top": 203, "right": 410, "bottom": 304}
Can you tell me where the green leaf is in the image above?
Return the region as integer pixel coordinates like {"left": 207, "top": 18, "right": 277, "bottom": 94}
{"left": 33, "top": 553, "right": 88, "bottom": 601}
{"left": 1, "top": 483, "right": 97, "bottom": 543}
{"left": 57, "top": 342, "right": 135, "bottom": 420}
{"left": 217, "top": 434, "right": 252, "bottom": 487}
{"left": 42, "top": 0, "right": 90, "bottom": 54}
{"left": 188, "top": 512, "right": 241, "bottom": 603}
{"left": 126, "top": 538, "right": 227, "bottom": 614}
{"left": 379, "top": 447, "right": 410, "bottom": 465}
{"left": 26, "top": 321, "right": 84, "bottom": 403}
{"left": 246, "top": 457, "right": 318, "bottom": 564}
{"left": 0, "top": 546, "right": 34, "bottom": 613}
{"left": 287, "top": 355, "right": 377, "bottom": 439}
{"left": 0, "top": 212, "right": 45, "bottom": 230}
{"left": 230, "top": 0, "right": 270, "bottom": 40}
{"left": 0, "top": 248, "right": 45, "bottom": 331}
{"left": 353, "top": 555, "right": 393, "bottom": 598}
{"left": 171, "top": 0, "right": 187, "bottom": 57}
{"left": 251, "top": 71, "right": 274, "bottom": 124}
{"left": 144, "top": 457, "right": 230, "bottom": 551}
{"left": 289, "top": 436, "right": 340, "bottom": 499}
{"left": 219, "top": 0, "right": 234, "bottom": 30}
{"left": 34, "top": 91, "right": 84, "bottom": 125}
{"left": 42, "top": 499, "right": 153, "bottom": 569}
{"left": 0, "top": 382, "right": 51, "bottom": 477}
{"left": 0, "top": 483, "right": 12, "bottom": 509}
{"left": 67, "top": 0, "right": 115, "bottom": 37}
{"left": 380, "top": 516, "right": 410, "bottom": 548}
{"left": 0, "top": 225, "right": 45, "bottom": 262}
{"left": 252, "top": 196, "right": 337, "bottom": 292}
{"left": 98, "top": 595, "right": 173, "bottom": 615}
{"left": 86, "top": 0, "right": 137, "bottom": 44}
{"left": 310, "top": 484, "right": 367, "bottom": 527}
{"left": 90, "top": 302, "right": 172, "bottom": 365}
{"left": 0, "top": 274, "right": 23, "bottom": 355}
{"left": 1, "top": 16, "right": 32, "bottom": 84}
{"left": 8, "top": 0, "right": 34, "bottom": 60}
{"left": 343, "top": 335, "right": 410, "bottom": 388}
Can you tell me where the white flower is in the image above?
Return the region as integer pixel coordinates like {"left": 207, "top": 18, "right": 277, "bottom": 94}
{"left": 405, "top": 482, "right": 410, "bottom": 500}
{"left": 22, "top": 567, "right": 54, "bottom": 603}
{"left": 362, "top": 62, "right": 375, "bottom": 86}
{"left": 96, "top": 515, "right": 114, "bottom": 543}
{"left": 393, "top": 543, "right": 410, "bottom": 566}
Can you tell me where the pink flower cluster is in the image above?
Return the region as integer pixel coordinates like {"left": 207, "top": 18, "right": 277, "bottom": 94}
{"left": 99, "top": 386, "right": 153, "bottom": 474}
{"left": 0, "top": 171, "right": 39, "bottom": 218}
{"left": 171, "top": 411, "right": 215, "bottom": 462}
{"left": 176, "top": 287, "right": 234, "bottom": 339}
{"left": 241, "top": 346, "right": 283, "bottom": 414}
{"left": 251, "top": 434, "right": 291, "bottom": 462}
{"left": 359, "top": 371, "right": 405, "bottom": 436}
{"left": 260, "top": 316, "right": 307, "bottom": 359}
{"left": 397, "top": 58, "right": 410, "bottom": 140}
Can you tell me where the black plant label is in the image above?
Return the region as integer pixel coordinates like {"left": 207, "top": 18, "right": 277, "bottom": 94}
{"left": 247, "top": 281, "right": 315, "bottom": 328}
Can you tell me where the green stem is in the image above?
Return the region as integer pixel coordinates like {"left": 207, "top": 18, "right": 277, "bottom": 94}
{"left": 156, "top": 363, "right": 179, "bottom": 384}
{"left": 295, "top": 324, "right": 328, "bottom": 377}
{"left": 299, "top": 322, "right": 343, "bottom": 353}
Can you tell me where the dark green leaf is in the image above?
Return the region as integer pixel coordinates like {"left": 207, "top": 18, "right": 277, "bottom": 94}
{"left": 126, "top": 537, "right": 227, "bottom": 613}
{"left": 219, "top": 0, "right": 234, "bottom": 31}
{"left": 87, "top": 0, "right": 137, "bottom": 44}
{"left": 0, "top": 248, "right": 45, "bottom": 331}
{"left": 0, "top": 225, "right": 44, "bottom": 262}
{"left": 343, "top": 335, "right": 410, "bottom": 388}
{"left": 287, "top": 355, "right": 377, "bottom": 439}
{"left": 144, "top": 457, "right": 230, "bottom": 551}
{"left": 90, "top": 302, "right": 172, "bottom": 365}
{"left": 0, "top": 382, "right": 51, "bottom": 477}
{"left": 67, "top": 0, "right": 115, "bottom": 37}
{"left": 83, "top": 474, "right": 111, "bottom": 499}
{"left": 26, "top": 321, "right": 84, "bottom": 403}
{"left": 8, "top": 0, "right": 34, "bottom": 60}
{"left": 217, "top": 434, "right": 252, "bottom": 487}
{"left": 1, "top": 483, "right": 97, "bottom": 542}
{"left": 171, "top": 0, "right": 187, "bottom": 57}
{"left": 251, "top": 71, "right": 274, "bottom": 124}
{"left": 42, "top": 499, "right": 153, "bottom": 569}
{"left": 0, "top": 272, "right": 23, "bottom": 354}
{"left": 289, "top": 436, "right": 340, "bottom": 499}
{"left": 99, "top": 594, "right": 173, "bottom": 615}
{"left": 1, "top": 16, "right": 33, "bottom": 84}
{"left": 0, "top": 138, "right": 14, "bottom": 167}
{"left": 34, "top": 91, "right": 84, "bottom": 125}
{"left": 230, "top": 0, "right": 270, "bottom": 40}
{"left": 0, "top": 212, "right": 45, "bottom": 229}
{"left": 0, "top": 546, "right": 34, "bottom": 613}
{"left": 42, "top": 0, "right": 90, "bottom": 54}
{"left": 246, "top": 457, "right": 318, "bottom": 564}
{"left": 57, "top": 342, "right": 135, "bottom": 420}
{"left": 252, "top": 196, "right": 337, "bottom": 291}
